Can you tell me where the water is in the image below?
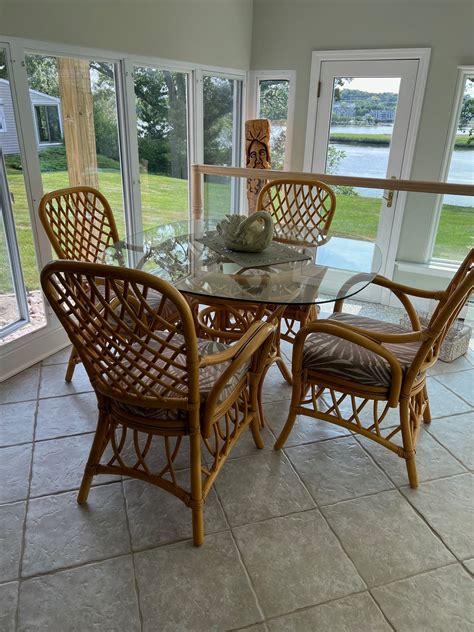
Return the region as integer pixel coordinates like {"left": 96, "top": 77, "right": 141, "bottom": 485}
{"left": 329, "top": 125, "right": 474, "bottom": 206}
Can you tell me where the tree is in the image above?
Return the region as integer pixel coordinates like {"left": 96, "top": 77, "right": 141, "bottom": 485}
{"left": 458, "top": 79, "right": 474, "bottom": 143}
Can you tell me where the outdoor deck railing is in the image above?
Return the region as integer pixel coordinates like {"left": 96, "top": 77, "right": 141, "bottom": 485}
{"left": 191, "top": 164, "right": 474, "bottom": 220}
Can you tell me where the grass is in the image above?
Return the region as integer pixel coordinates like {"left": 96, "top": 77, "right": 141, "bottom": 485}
{"left": 4, "top": 168, "right": 473, "bottom": 290}
{"left": 330, "top": 132, "right": 474, "bottom": 148}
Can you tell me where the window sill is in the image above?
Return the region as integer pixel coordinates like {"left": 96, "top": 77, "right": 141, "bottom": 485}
{"left": 395, "top": 260, "right": 458, "bottom": 278}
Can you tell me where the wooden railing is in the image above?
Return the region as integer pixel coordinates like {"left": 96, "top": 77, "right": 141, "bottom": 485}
{"left": 191, "top": 164, "right": 474, "bottom": 220}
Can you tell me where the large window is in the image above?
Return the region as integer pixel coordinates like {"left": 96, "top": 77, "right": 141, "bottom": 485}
{"left": 432, "top": 71, "right": 474, "bottom": 262}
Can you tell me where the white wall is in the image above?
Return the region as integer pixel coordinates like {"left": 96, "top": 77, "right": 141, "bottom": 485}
{"left": 0, "top": 0, "right": 254, "bottom": 70}
{"left": 250, "top": 0, "right": 473, "bottom": 269}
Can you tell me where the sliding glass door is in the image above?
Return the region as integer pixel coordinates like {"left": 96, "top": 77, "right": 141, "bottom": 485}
{"left": 24, "top": 53, "right": 127, "bottom": 235}
{"left": 203, "top": 74, "right": 243, "bottom": 222}
{"left": 133, "top": 66, "right": 190, "bottom": 230}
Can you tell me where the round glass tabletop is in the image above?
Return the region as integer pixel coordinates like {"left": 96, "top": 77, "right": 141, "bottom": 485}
{"left": 104, "top": 221, "right": 383, "bottom": 306}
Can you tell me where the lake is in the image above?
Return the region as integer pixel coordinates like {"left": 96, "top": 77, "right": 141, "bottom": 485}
{"left": 329, "top": 124, "right": 473, "bottom": 207}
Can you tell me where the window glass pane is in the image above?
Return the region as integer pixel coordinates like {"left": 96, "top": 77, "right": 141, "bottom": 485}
{"left": 258, "top": 79, "right": 289, "bottom": 170}
{"left": 0, "top": 48, "right": 46, "bottom": 341}
{"left": 133, "top": 66, "right": 189, "bottom": 231}
{"left": 203, "top": 75, "right": 242, "bottom": 223}
{"left": 325, "top": 76, "right": 401, "bottom": 241}
{"left": 433, "top": 77, "right": 474, "bottom": 262}
{"left": 25, "top": 54, "right": 126, "bottom": 237}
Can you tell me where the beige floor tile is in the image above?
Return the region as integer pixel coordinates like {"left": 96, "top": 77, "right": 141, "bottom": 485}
{"left": 18, "top": 556, "right": 140, "bottom": 632}
{"left": 41, "top": 345, "right": 72, "bottom": 365}
{"left": 36, "top": 392, "right": 98, "bottom": 441}
{"left": 267, "top": 592, "right": 392, "bottom": 632}
{"left": 233, "top": 510, "right": 365, "bottom": 618}
{"left": 372, "top": 565, "right": 474, "bottom": 632}
{"left": 429, "top": 356, "right": 472, "bottom": 376}
{"left": 0, "top": 581, "right": 18, "bottom": 632}
{"left": 135, "top": 531, "right": 263, "bottom": 632}
{"left": 261, "top": 365, "right": 293, "bottom": 404}
{"left": 123, "top": 474, "right": 227, "bottom": 549}
{"left": 0, "top": 367, "right": 40, "bottom": 405}
{"left": 401, "top": 473, "right": 474, "bottom": 560}
{"left": 39, "top": 363, "right": 92, "bottom": 399}
{"left": 215, "top": 451, "right": 314, "bottom": 526}
{"left": 463, "top": 558, "right": 474, "bottom": 574}
{"left": 0, "top": 502, "right": 25, "bottom": 582}
{"left": 265, "top": 399, "right": 350, "bottom": 446}
{"left": 0, "top": 444, "right": 32, "bottom": 503}
{"left": 426, "top": 411, "right": 474, "bottom": 470}
{"left": 30, "top": 433, "right": 117, "bottom": 497}
{"left": 425, "top": 377, "right": 471, "bottom": 418}
{"left": 286, "top": 436, "right": 393, "bottom": 505}
{"left": 22, "top": 483, "right": 130, "bottom": 576}
{"left": 226, "top": 424, "right": 275, "bottom": 459}
{"left": 436, "top": 370, "right": 474, "bottom": 406}
{"left": 0, "top": 401, "right": 35, "bottom": 447}
{"left": 322, "top": 490, "right": 454, "bottom": 586}
{"left": 356, "top": 425, "right": 466, "bottom": 487}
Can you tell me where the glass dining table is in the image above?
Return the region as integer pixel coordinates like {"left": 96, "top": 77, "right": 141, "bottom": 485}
{"left": 104, "top": 220, "right": 383, "bottom": 393}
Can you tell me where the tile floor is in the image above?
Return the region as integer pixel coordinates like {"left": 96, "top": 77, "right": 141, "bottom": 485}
{"left": 1, "top": 320, "right": 473, "bottom": 631}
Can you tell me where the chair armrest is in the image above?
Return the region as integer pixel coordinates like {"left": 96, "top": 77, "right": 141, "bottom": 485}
{"left": 201, "top": 321, "right": 276, "bottom": 436}
{"left": 199, "top": 321, "right": 274, "bottom": 367}
{"left": 294, "top": 321, "right": 404, "bottom": 406}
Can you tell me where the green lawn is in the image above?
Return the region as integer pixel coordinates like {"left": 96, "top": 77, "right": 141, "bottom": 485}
{"left": 5, "top": 168, "right": 473, "bottom": 290}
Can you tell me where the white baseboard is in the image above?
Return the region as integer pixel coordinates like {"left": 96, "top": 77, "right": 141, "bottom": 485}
{"left": 0, "top": 325, "right": 70, "bottom": 382}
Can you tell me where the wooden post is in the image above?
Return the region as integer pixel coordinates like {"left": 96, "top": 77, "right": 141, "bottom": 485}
{"left": 245, "top": 119, "right": 271, "bottom": 213}
{"left": 191, "top": 164, "right": 203, "bottom": 221}
{"left": 58, "top": 57, "right": 99, "bottom": 189}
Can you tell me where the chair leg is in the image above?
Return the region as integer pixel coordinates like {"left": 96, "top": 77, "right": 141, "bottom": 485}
{"left": 274, "top": 406, "right": 298, "bottom": 450}
{"left": 77, "top": 410, "right": 109, "bottom": 504}
{"left": 276, "top": 355, "right": 292, "bottom": 384}
{"left": 399, "top": 398, "right": 418, "bottom": 489}
{"left": 190, "top": 429, "right": 204, "bottom": 546}
{"left": 422, "top": 385, "right": 431, "bottom": 424}
{"left": 65, "top": 346, "right": 79, "bottom": 383}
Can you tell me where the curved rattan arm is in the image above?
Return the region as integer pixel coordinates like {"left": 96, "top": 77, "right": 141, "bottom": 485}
{"left": 199, "top": 321, "right": 272, "bottom": 367}
{"left": 334, "top": 274, "right": 445, "bottom": 330}
{"left": 202, "top": 322, "right": 276, "bottom": 437}
{"left": 293, "top": 321, "right": 403, "bottom": 406}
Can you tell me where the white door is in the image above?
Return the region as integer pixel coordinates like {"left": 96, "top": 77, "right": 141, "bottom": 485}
{"left": 305, "top": 54, "right": 428, "bottom": 291}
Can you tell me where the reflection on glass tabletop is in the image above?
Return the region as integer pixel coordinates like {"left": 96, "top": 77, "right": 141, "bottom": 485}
{"left": 104, "top": 221, "right": 382, "bottom": 305}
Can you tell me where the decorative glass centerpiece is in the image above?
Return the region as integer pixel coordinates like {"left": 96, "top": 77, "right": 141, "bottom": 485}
{"left": 215, "top": 211, "right": 274, "bottom": 252}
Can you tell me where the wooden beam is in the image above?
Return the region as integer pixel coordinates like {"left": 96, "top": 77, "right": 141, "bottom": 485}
{"left": 58, "top": 57, "right": 98, "bottom": 189}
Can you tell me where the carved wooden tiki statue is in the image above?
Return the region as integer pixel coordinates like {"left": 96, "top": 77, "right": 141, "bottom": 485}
{"left": 245, "top": 119, "right": 271, "bottom": 213}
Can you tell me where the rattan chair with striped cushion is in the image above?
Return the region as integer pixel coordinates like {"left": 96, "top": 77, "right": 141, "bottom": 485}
{"left": 256, "top": 178, "right": 337, "bottom": 347}
{"left": 41, "top": 260, "right": 275, "bottom": 545}
{"left": 275, "top": 249, "right": 474, "bottom": 488}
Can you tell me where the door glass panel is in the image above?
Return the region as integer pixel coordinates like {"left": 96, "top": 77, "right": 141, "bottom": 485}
{"left": 433, "top": 76, "right": 474, "bottom": 262}
{"left": 0, "top": 48, "right": 45, "bottom": 342}
{"left": 325, "top": 76, "right": 401, "bottom": 241}
{"left": 203, "top": 75, "right": 242, "bottom": 224}
{"left": 258, "top": 79, "right": 290, "bottom": 169}
{"left": 133, "top": 66, "right": 189, "bottom": 231}
{"left": 25, "top": 54, "right": 126, "bottom": 236}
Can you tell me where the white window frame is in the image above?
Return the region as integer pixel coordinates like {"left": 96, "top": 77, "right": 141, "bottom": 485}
{"left": 248, "top": 69, "right": 296, "bottom": 170}
{"left": 427, "top": 65, "right": 474, "bottom": 264}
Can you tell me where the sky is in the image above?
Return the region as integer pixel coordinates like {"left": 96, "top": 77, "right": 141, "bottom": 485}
{"left": 338, "top": 77, "right": 401, "bottom": 93}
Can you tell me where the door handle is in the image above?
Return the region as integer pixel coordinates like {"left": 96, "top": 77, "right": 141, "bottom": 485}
{"left": 383, "top": 176, "right": 397, "bottom": 208}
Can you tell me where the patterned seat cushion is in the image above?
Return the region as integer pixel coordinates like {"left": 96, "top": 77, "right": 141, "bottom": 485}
{"left": 114, "top": 335, "right": 249, "bottom": 420}
{"left": 302, "top": 312, "right": 422, "bottom": 387}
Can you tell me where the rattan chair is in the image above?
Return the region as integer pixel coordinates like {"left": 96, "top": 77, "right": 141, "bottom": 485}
{"left": 39, "top": 186, "right": 120, "bottom": 382}
{"left": 256, "top": 178, "right": 337, "bottom": 346}
{"left": 275, "top": 249, "right": 474, "bottom": 488}
{"left": 41, "top": 260, "right": 275, "bottom": 545}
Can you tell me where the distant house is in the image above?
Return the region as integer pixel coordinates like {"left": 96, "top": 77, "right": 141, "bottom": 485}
{"left": 0, "top": 79, "right": 62, "bottom": 155}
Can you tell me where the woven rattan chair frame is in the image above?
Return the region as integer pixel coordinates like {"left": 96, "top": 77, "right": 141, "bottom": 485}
{"left": 275, "top": 249, "right": 474, "bottom": 488}
{"left": 39, "top": 186, "right": 120, "bottom": 382}
{"left": 41, "top": 260, "right": 275, "bottom": 546}
{"left": 256, "top": 177, "right": 337, "bottom": 346}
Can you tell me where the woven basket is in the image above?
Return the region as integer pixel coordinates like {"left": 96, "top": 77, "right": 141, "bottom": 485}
{"left": 400, "top": 314, "right": 472, "bottom": 363}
